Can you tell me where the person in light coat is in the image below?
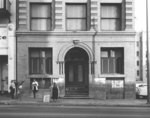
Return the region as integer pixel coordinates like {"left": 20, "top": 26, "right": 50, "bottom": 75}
{"left": 32, "top": 79, "right": 39, "bottom": 99}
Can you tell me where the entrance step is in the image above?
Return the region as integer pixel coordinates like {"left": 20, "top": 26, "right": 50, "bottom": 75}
{"left": 64, "top": 95, "right": 91, "bottom": 99}
{"left": 65, "top": 92, "right": 88, "bottom": 96}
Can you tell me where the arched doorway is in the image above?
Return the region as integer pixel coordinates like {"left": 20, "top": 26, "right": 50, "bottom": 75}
{"left": 65, "top": 47, "right": 89, "bottom": 96}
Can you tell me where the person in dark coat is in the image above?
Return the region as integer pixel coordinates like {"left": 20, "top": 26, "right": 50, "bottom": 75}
{"left": 52, "top": 82, "right": 59, "bottom": 102}
{"left": 10, "top": 80, "right": 16, "bottom": 99}
{"left": 18, "top": 84, "right": 23, "bottom": 100}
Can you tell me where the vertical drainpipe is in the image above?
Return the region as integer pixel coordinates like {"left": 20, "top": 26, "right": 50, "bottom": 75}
{"left": 15, "top": 34, "right": 18, "bottom": 97}
{"left": 16, "top": 0, "right": 18, "bottom": 97}
{"left": 92, "top": 18, "right": 97, "bottom": 77}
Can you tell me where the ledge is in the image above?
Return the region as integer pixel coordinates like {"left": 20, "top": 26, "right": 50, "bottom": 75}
{"left": 16, "top": 31, "right": 136, "bottom": 37}
{"left": 99, "top": 74, "right": 126, "bottom": 78}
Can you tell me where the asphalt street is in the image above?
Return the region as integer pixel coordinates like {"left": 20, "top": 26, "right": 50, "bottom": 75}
{"left": 0, "top": 105, "right": 150, "bottom": 118}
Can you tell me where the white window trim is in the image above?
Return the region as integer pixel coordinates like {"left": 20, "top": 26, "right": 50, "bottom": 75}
{"left": 65, "top": 0, "right": 87, "bottom": 3}
{"left": 98, "top": 0, "right": 122, "bottom": 31}
{"left": 29, "top": 0, "right": 52, "bottom": 3}
{"left": 100, "top": 0, "right": 122, "bottom": 3}
{"left": 27, "top": 1, "right": 52, "bottom": 31}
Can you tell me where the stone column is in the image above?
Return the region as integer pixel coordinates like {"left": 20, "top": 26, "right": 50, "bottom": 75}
{"left": 7, "top": 24, "right": 16, "bottom": 91}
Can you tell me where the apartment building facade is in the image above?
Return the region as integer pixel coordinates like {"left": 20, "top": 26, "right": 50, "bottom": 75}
{"left": 16, "top": 0, "right": 136, "bottom": 99}
{"left": 0, "top": 0, "right": 16, "bottom": 94}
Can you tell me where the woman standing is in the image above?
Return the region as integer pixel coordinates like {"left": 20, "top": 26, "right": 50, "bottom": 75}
{"left": 52, "top": 82, "right": 59, "bottom": 102}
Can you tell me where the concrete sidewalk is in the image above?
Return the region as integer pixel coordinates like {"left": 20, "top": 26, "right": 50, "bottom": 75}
{"left": 0, "top": 95, "right": 149, "bottom": 107}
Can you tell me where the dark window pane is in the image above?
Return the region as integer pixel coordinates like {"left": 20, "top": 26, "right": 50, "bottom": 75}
{"left": 109, "top": 58, "right": 116, "bottom": 73}
{"left": 101, "top": 58, "right": 109, "bottom": 73}
{"left": 116, "top": 57, "right": 123, "bottom": 74}
{"left": 46, "top": 58, "right": 52, "bottom": 74}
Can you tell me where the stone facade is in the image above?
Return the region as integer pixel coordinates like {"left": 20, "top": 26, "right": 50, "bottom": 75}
{"left": 16, "top": 0, "right": 136, "bottom": 99}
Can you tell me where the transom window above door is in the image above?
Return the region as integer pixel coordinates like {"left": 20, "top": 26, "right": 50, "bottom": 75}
{"left": 30, "top": 3, "right": 52, "bottom": 31}
{"left": 66, "top": 4, "right": 87, "bottom": 31}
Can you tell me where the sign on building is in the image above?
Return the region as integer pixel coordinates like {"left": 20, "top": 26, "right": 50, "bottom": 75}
{"left": 43, "top": 94, "right": 51, "bottom": 103}
{"left": 112, "top": 80, "right": 124, "bottom": 88}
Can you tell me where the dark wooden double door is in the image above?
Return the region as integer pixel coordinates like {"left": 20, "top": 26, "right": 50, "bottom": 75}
{"left": 65, "top": 48, "right": 89, "bottom": 96}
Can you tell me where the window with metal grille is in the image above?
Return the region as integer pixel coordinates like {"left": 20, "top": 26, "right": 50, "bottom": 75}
{"left": 101, "top": 4, "right": 121, "bottom": 31}
{"left": 30, "top": 3, "right": 52, "bottom": 31}
{"left": 101, "top": 48, "right": 124, "bottom": 74}
{"left": 66, "top": 4, "right": 87, "bottom": 31}
{"left": 29, "top": 48, "right": 52, "bottom": 74}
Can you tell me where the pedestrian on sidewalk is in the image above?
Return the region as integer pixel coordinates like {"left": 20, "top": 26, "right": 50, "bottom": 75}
{"left": 51, "top": 82, "right": 59, "bottom": 102}
{"left": 17, "top": 83, "right": 24, "bottom": 100}
{"left": 9, "top": 80, "right": 16, "bottom": 99}
{"left": 32, "top": 79, "right": 39, "bottom": 99}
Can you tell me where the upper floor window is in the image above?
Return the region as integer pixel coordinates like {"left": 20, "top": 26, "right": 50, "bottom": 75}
{"left": 66, "top": 4, "right": 87, "bottom": 31}
{"left": 137, "top": 51, "right": 139, "bottom": 57}
{"left": 137, "top": 61, "right": 139, "bottom": 66}
{"left": 30, "top": 3, "right": 52, "bottom": 31}
{"left": 137, "top": 70, "right": 140, "bottom": 76}
{"left": 0, "top": 0, "right": 10, "bottom": 9}
{"left": 0, "top": 0, "right": 10, "bottom": 22}
{"left": 101, "top": 4, "right": 121, "bottom": 31}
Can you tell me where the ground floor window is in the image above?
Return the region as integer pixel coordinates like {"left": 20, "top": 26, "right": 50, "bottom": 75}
{"left": 29, "top": 48, "right": 53, "bottom": 74}
{"left": 101, "top": 48, "right": 124, "bottom": 74}
{"left": 30, "top": 78, "right": 53, "bottom": 89}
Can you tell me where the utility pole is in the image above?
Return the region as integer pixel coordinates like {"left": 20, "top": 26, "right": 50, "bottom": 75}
{"left": 146, "top": 0, "right": 150, "bottom": 104}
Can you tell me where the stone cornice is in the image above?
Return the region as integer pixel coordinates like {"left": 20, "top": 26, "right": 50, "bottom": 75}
{"left": 16, "top": 31, "right": 136, "bottom": 37}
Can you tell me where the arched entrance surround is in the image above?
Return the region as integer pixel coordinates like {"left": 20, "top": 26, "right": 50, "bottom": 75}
{"left": 57, "top": 42, "right": 93, "bottom": 63}
{"left": 57, "top": 43, "right": 93, "bottom": 96}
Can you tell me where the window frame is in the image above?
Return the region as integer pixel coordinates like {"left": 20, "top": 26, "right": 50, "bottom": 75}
{"left": 101, "top": 3, "right": 122, "bottom": 31}
{"left": 66, "top": 3, "right": 87, "bottom": 31}
{"left": 30, "top": 3, "right": 52, "bottom": 31}
{"left": 101, "top": 48, "right": 124, "bottom": 74}
{"left": 29, "top": 48, "right": 53, "bottom": 75}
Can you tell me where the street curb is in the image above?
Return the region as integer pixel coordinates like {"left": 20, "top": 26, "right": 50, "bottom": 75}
{"left": 0, "top": 101, "right": 150, "bottom": 107}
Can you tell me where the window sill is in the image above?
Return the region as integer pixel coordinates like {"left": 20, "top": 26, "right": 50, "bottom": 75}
{"left": 100, "top": 74, "right": 125, "bottom": 78}
{"left": 29, "top": 74, "right": 54, "bottom": 78}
